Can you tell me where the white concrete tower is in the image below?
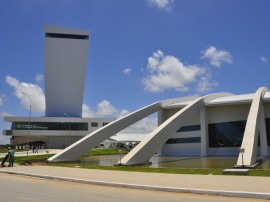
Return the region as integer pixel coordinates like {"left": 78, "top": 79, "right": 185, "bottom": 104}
{"left": 44, "top": 25, "right": 90, "bottom": 117}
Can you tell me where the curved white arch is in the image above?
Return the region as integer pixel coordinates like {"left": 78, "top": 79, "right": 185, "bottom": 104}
{"left": 48, "top": 96, "right": 196, "bottom": 162}
{"left": 120, "top": 92, "right": 231, "bottom": 165}
{"left": 236, "top": 87, "right": 268, "bottom": 167}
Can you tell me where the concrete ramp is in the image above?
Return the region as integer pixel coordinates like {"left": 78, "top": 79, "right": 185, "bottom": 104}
{"left": 121, "top": 93, "right": 231, "bottom": 166}
{"left": 236, "top": 87, "right": 268, "bottom": 167}
{"left": 48, "top": 97, "right": 194, "bottom": 162}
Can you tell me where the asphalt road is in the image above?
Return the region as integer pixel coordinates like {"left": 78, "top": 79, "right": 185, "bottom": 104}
{"left": 0, "top": 173, "right": 267, "bottom": 202}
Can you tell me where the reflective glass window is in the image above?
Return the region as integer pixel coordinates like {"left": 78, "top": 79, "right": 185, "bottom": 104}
{"left": 208, "top": 121, "right": 246, "bottom": 148}
{"left": 166, "top": 137, "right": 201, "bottom": 144}
{"left": 264, "top": 118, "right": 270, "bottom": 146}
{"left": 91, "top": 122, "right": 98, "bottom": 127}
{"left": 177, "top": 125, "right": 200, "bottom": 132}
{"left": 11, "top": 122, "right": 88, "bottom": 131}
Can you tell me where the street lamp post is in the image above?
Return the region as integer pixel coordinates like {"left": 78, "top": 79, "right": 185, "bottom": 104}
{"left": 63, "top": 113, "right": 71, "bottom": 147}
{"left": 22, "top": 92, "right": 31, "bottom": 157}
{"left": 240, "top": 148, "right": 245, "bottom": 167}
{"left": 118, "top": 150, "right": 123, "bottom": 165}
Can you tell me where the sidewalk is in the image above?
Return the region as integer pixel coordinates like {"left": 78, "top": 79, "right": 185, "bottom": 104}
{"left": 1, "top": 165, "right": 270, "bottom": 199}
{"left": 0, "top": 149, "right": 62, "bottom": 158}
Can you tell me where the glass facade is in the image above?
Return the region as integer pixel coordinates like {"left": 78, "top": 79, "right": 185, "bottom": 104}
{"left": 208, "top": 121, "right": 246, "bottom": 148}
{"left": 12, "top": 122, "right": 88, "bottom": 131}
{"left": 166, "top": 137, "right": 201, "bottom": 144}
{"left": 264, "top": 118, "right": 270, "bottom": 146}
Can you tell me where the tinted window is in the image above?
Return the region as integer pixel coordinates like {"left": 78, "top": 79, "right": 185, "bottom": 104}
{"left": 208, "top": 121, "right": 246, "bottom": 148}
{"left": 177, "top": 125, "right": 200, "bottom": 132}
{"left": 166, "top": 137, "right": 201, "bottom": 144}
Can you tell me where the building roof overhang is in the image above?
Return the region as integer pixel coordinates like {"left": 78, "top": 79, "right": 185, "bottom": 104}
{"left": 4, "top": 116, "right": 114, "bottom": 123}
{"left": 162, "top": 91, "right": 270, "bottom": 109}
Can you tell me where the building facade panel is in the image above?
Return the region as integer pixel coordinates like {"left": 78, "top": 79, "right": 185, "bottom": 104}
{"left": 159, "top": 104, "right": 254, "bottom": 156}
{"left": 44, "top": 26, "right": 89, "bottom": 117}
{"left": 207, "top": 104, "right": 250, "bottom": 124}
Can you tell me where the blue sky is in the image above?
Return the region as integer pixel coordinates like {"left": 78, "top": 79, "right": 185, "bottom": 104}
{"left": 1, "top": 0, "right": 270, "bottom": 143}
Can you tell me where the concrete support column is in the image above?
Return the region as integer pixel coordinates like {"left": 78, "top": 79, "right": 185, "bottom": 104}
{"left": 200, "top": 107, "right": 208, "bottom": 157}
{"left": 259, "top": 104, "right": 268, "bottom": 157}
{"left": 158, "top": 110, "right": 165, "bottom": 126}
{"left": 236, "top": 87, "right": 268, "bottom": 167}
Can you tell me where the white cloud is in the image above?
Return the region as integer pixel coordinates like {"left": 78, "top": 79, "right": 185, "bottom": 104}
{"left": 0, "top": 95, "right": 5, "bottom": 106}
{"left": 142, "top": 50, "right": 207, "bottom": 93}
{"left": 116, "top": 109, "right": 129, "bottom": 118}
{"left": 197, "top": 73, "right": 219, "bottom": 92}
{"left": 96, "top": 100, "right": 119, "bottom": 117}
{"left": 5, "top": 75, "right": 45, "bottom": 113}
{"left": 147, "top": 0, "right": 174, "bottom": 11}
{"left": 83, "top": 100, "right": 124, "bottom": 118}
{"left": 123, "top": 68, "right": 132, "bottom": 75}
{"left": 0, "top": 111, "right": 12, "bottom": 118}
{"left": 201, "top": 46, "right": 233, "bottom": 68}
{"left": 35, "top": 74, "right": 44, "bottom": 83}
{"left": 120, "top": 116, "right": 157, "bottom": 134}
{"left": 82, "top": 104, "right": 95, "bottom": 118}
{"left": 260, "top": 56, "right": 270, "bottom": 63}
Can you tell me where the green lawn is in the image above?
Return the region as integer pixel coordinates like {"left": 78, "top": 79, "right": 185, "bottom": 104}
{"left": 47, "top": 163, "right": 224, "bottom": 175}
{"left": 248, "top": 170, "right": 270, "bottom": 177}
{"left": 46, "top": 163, "right": 270, "bottom": 176}
{"left": 86, "top": 148, "right": 129, "bottom": 156}
{"left": 0, "top": 154, "right": 54, "bottom": 164}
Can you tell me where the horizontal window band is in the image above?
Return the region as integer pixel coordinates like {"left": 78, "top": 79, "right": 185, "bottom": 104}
{"left": 45, "top": 33, "right": 89, "bottom": 40}
{"left": 177, "top": 125, "right": 201, "bottom": 132}
{"left": 12, "top": 122, "right": 88, "bottom": 131}
{"left": 166, "top": 137, "right": 201, "bottom": 144}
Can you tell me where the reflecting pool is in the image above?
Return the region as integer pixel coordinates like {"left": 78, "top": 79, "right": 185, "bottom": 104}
{"left": 80, "top": 154, "right": 270, "bottom": 169}
{"left": 81, "top": 155, "right": 120, "bottom": 166}
{"left": 149, "top": 155, "right": 238, "bottom": 169}
{"left": 81, "top": 154, "right": 239, "bottom": 169}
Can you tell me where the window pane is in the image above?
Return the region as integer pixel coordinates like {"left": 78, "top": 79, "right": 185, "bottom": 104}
{"left": 177, "top": 125, "right": 200, "bottom": 132}
{"left": 166, "top": 137, "right": 201, "bottom": 144}
{"left": 208, "top": 121, "right": 246, "bottom": 148}
{"left": 12, "top": 122, "right": 88, "bottom": 131}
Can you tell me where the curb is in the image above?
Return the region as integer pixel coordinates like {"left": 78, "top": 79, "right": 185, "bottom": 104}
{"left": 1, "top": 170, "right": 270, "bottom": 200}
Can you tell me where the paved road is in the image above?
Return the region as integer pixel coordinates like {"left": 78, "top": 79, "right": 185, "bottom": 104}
{"left": 0, "top": 173, "right": 268, "bottom": 202}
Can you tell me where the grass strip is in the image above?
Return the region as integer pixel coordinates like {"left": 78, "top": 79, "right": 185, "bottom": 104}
{"left": 46, "top": 163, "right": 270, "bottom": 176}
{"left": 47, "top": 163, "right": 224, "bottom": 175}
{"left": 248, "top": 170, "right": 270, "bottom": 177}
{"left": 0, "top": 154, "right": 54, "bottom": 164}
{"left": 86, "top": 148, "right": 129, "bottom": 156}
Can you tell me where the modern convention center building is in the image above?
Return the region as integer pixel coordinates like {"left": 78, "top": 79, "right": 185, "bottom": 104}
{"left": 48, "top": 87, "right": 270, "bottom": 168}
{"left": 3, "top": 25, "right": 270, "bottom": 168}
